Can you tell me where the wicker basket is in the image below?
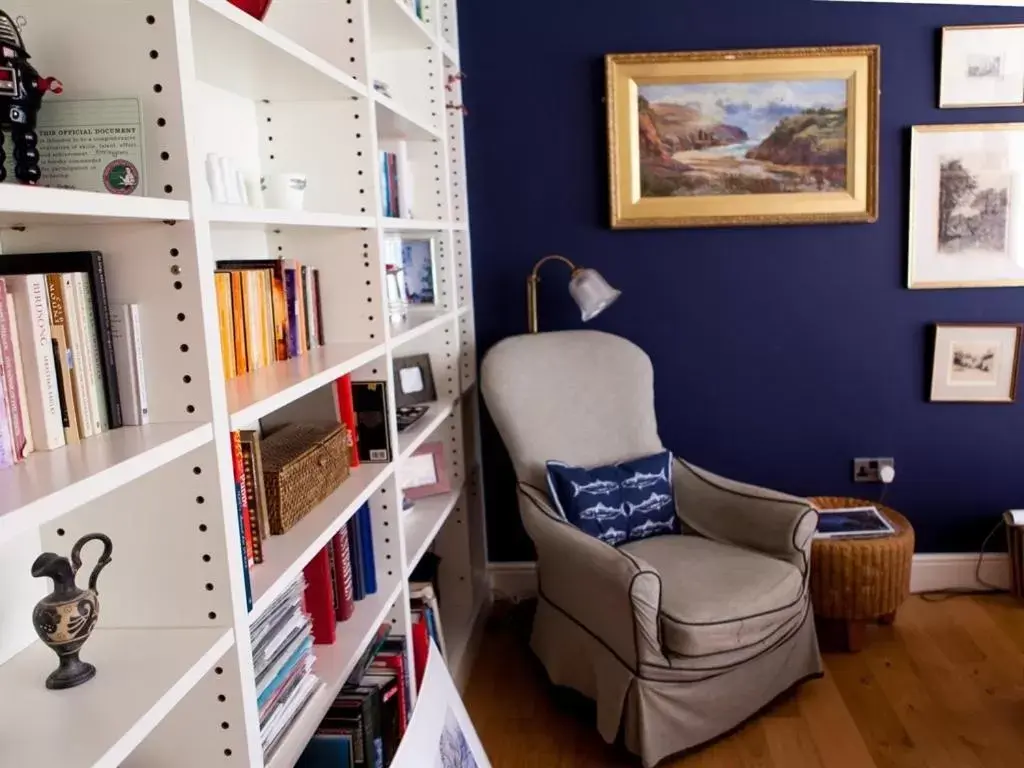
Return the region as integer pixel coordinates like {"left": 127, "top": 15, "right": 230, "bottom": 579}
{"left": 260, "top": 424, "right": 350, "bottom": 534}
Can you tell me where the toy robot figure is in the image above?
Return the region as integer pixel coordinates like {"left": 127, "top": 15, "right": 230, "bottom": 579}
{"left": 0, "top": 11, "right": 61, "bottom": 184}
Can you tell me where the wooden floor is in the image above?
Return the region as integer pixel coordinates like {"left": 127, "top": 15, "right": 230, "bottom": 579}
{"left": 463, "top": 596, "right": 1024, "bottom": 767}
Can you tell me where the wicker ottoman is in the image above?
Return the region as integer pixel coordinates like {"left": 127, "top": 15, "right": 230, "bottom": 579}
{"left": 808, "top": 496, "right": 915, "bottom": 652}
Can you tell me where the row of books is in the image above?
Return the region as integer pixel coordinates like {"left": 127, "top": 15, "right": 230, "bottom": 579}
{"left": 410, "top": 582, "right": 446, "bottom": 690}
{"left": 253, "top": 575, "right": 322, "bottom": 760}
{"left": 297, "top": 626, "right": 413, "bottom": 768}
{"left": 379, "top": 142, "right": 413, "bottom": 220}
{"left": 215, "top": 260, "right": 325, "bottom": 381}
{"left": 0, "top": 251, "right": 148, "bottom": 467}
{"left": 302, "top": 503, "right": 378, "bottom": 643}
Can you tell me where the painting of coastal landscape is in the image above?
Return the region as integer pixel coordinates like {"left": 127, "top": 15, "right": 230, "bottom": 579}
{"left": 607, "top": 46, "right": 880, "bottom": 228}
{"left": 638, "top": 80, "right": 848, "bottom": 197}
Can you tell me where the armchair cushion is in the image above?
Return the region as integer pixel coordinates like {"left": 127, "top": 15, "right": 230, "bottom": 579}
{"left": 619, "top": 534, "right": 805, "bottom": 658}
{"left": 546, "top": 451, "right": 680, "bottom": 546}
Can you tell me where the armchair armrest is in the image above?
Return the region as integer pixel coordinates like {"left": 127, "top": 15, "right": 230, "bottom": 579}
{"left": 517, "top": 483, "right": 667, "bottom": 669}
{"left": 672, "top": 459, "right": 817, "bottom": 573}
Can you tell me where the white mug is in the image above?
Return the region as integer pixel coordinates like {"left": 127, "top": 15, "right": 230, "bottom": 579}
{"left": 263, "top": 173, "right": 308, "bottom": 211}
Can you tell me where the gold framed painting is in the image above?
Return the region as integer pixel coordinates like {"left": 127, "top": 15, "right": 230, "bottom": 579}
{"left": 606, "top": 45, "right": 880, "bottom": 229}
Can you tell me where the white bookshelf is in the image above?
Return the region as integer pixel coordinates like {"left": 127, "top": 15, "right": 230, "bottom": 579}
{"left": 0, "top": 1, "right": 486, "bottom": 766}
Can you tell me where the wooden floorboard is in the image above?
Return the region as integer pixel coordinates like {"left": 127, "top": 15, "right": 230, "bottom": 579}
{"left": 463, "top": 596, "right": 1024, "bottom": 767}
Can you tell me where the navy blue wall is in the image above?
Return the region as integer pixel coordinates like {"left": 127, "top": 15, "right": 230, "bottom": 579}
{"left": 462, "top": 0, "right": 1024, "bottom": 561}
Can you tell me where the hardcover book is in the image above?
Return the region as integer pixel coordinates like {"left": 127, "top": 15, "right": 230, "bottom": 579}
{"left": 0, "top": 252, "right": 122, "bottom": 429}
{"left": 5, "top": 275, "right": 64, "bottom": 450}
{"left": 0, "top": 278, "right": 26, "bottom": 459}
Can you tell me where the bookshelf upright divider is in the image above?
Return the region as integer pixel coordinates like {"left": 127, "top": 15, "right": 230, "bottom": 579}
{"left": 0, "top": 2, "right": 486, "bottom": 767}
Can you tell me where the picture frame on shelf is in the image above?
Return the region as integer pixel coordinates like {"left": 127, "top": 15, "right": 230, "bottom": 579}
{"left": 605, "top": 45, "right": 880, "bottom": 228}
{"left": 402, "top": 441, "right": 451, "bottom": 501}
{"left": 941, "top": 25, "right": 1024, "bottom": 108}
{"left": 909, "top": 124, "right": 1024, "bottom": 289}
{"left": 393, "top": 354, "right": 437, "bottom": 408}
{"left": 930, "top": 323, "right": 1022, "bottom": 403}
{"left": 402, "top": 238, "right": 437, "bottom": 305}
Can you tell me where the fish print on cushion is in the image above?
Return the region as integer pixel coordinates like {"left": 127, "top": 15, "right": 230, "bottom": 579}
{"left": 546, "top": 451, "right": 679, "bottom": 545}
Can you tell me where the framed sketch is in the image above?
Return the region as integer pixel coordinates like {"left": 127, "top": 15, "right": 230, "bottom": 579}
{"left": 606, "top": 45, "right": 879, "bottom": 228}
{"left": 393, "top": 353, "right": 437, "bottom": 407}
{"left": 402, "top": 441, "right": 451, "bottom": 500}
{"left": 941, "top": 25, "right": 1024, "bottom": 108}
{"left": 930, "top": 324, "right": 1022, "bottom": 403}
{"left": 909, "top": 124, "right": 1024, "bottom": 289}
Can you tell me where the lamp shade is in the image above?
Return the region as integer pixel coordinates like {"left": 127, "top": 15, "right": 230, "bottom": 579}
{"left": 569, "top": 268, "right": 621, "bottom": 323}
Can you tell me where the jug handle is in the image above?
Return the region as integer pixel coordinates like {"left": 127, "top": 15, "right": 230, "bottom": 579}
{"left": 71, "top": 533, "right": 114, "bottom": 594}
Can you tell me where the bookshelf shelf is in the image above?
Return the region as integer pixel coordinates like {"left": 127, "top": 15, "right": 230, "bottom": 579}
{"left": 398, "top": 396, "right": 457, "bottom": 459}
{"left": 0, "top": 423, "right": 213, "bottom": 547}
{"left": 0, "top": 186, "right": 190, "bottom": 226}
{"left": 226, "top": 342, "right": 386, "bottom": 428}
{"left": 371, "top": 0, "right": 435, "bottom": 50}
{"left": 249, "top": 462, "right": 395, "bottom": 622}
{"left": 403, "top": 479, "right": 466, "bottom": 576}
{"left": 442, "top": 40, "right": 460, "bottom": 65}
{"left": 381, "top": 217, "right": 451, "bottom": 231}
{"left": 0, "top": 628, "right": 232, "bottom": 768}
{"left": 389, "top": 309, "right": 452, "bottom": 347}
{"left": 191, "top": 0, "right": 366, "bottom": 101}
{"left": 266, "top": 580, "right": 405, "bottom": 768}
{"left": 207, "top": 206, "right": 376, "bottom": 230}
{"left": 374, "top": 93, "right": 442, "bottom": 141}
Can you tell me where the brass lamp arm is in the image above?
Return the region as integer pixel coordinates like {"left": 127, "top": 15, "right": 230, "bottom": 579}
{"left": 527, "top": 254, "right": 580, "bottom": 333}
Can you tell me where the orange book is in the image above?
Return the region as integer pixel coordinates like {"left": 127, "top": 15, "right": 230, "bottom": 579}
{"left": 242, "top": 271, "right": 261, "bottom": 371}
{"left": 230, "top": 271, "right": 248, "bottom": 376}
{"left": 258, "top": 269, "right": 274, "bottom": 367}
{"left": 214, "top": 272, "right": 235, "bottom": 380}
{"left": 269, "top": 267, "right": 288, "bottom": 362}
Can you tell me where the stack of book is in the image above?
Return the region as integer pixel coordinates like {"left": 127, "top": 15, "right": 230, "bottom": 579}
{"left": 297, "top": 626, "right": 414, "bottom": 768}
{"left": 214, "top": 260, "right": 324, "bottom": 381}
{"left": 379, "top": 142, "right": 412, "bottom": 219}
{"left": 0, "top": 251, "right": 149, "bottom": 468}
{"left": 410, "top": 581, "right": 446, "bottom": 690}
{"left": 252, "top": 575, "right": 322, "bottom": 760}
{"left": 301, "top": 502, "right": 379, "bottom": 642}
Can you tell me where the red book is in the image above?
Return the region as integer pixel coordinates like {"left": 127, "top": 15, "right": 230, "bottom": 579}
{"left": 334, "top": 374, "right": 360, "bottom": 468}
{"left": 332, "top": 528, "right": 355, "bottom": 621}
{"left": 372, "top": 652, "right": 408, "bottom": 733}
{"left": 302, "top": 547, "right": 337, "bottom": 645}
{"left": 411, "top": 613, "right": 430, "bottom": 690}
{"left": 0, "top": 279, "right": 26, "bottom": 460}
{"left": 230, "top": 432, "right": 254, "bottom": 567}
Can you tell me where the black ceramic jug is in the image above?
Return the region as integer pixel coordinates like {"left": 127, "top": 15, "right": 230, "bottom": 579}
{"left": 31, "top": 533, "right": 113, "bottom": 690}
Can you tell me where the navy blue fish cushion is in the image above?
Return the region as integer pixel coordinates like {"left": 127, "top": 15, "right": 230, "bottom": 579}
{"left": 546, "top": 451, "right": 680, "bottom": 546}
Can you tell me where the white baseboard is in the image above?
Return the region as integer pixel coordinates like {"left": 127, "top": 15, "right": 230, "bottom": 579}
{"left": 909, "top": 553, "right": 1010, "bottom": 593}
{"left": 489, "top": 553, "right": 1013, "bottom": 602}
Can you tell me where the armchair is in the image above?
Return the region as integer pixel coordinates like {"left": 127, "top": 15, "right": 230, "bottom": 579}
{"left": 481, "top": 331, "right": 822, "bottom": 767}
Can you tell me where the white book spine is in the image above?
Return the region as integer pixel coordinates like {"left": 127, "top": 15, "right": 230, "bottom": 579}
{"left": 73, "top": 273, "right": 109, "bottom": 431}
{"left": 6, "top": 293, "right": 33, "bottom": 455}
{"left": 128, "top": 304, "right": 149, "bottom": 425}
{"left": 109, "top": 305, "right": 141, "bottom": 426}
{"left": 60, "top": 274, "right": 96, "bottom": 438}
{"left": 7, "top": 275, "right": 64, "bottom": 450}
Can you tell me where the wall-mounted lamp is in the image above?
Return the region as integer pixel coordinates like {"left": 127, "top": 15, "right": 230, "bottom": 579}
{"left": 526, "top": 255, "right": 620, "bottom": 334}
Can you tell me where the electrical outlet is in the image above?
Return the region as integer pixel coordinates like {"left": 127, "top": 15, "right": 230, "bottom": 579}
{"left": 853, "top": 457, "right": 895, "bottom": 483}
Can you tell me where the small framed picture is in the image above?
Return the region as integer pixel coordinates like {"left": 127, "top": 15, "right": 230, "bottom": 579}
{"left": 393, "top": 353, "right": 437, "bottom": 408}
{"left": 403, "top": 441, "right": 451, "bottom": 500}
{"left": 908, "top": 124, "right": 1024, "bottom": 289}
{"left": 930, "top": 323, "right": 1022, "bottom": 403}
{"left": 402, "top": 238, "right": 436, "bottom": 305}
{"left": 941, "top": 25, "right": 1024, "bottom": 109}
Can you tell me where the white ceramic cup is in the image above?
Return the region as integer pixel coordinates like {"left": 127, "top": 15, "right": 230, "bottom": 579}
{"left": 263, "top": 173, "right": 308, "bottom": 211}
